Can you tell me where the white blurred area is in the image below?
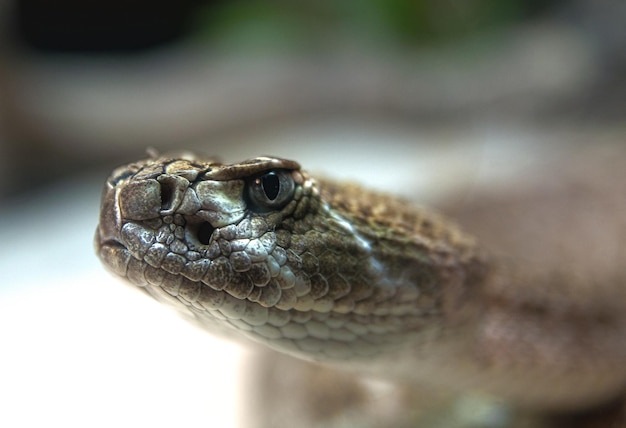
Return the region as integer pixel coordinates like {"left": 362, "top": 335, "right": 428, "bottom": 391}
{"left": 0, "top": 1, "right": 625, "bottom": 427}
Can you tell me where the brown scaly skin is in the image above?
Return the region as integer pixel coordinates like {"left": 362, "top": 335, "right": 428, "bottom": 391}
{"left": 95, "top": 152, "right": 626, "bottom": 420}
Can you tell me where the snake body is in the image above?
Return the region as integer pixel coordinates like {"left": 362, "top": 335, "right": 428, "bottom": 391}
{"left": 96, "top": 153, "right": 626, "bottom": 412}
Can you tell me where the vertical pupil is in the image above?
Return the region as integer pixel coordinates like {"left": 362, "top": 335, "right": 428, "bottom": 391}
{"left": 262, "top": 173, "right": 280, "bottom": 200}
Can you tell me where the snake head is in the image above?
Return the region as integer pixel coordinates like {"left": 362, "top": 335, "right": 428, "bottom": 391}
{"left": 96, "top": 153, "right": 478, "bottom": 361}
{"left": 96, "top": 153, "right": 362, "bottom": 358}
{"left": 95, "top": 153, "right": 319, "bottom": 306}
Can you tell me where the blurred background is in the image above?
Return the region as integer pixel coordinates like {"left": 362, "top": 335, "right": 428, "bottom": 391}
{"left": 0, "top": 1, "right": 625, "bottom": 427}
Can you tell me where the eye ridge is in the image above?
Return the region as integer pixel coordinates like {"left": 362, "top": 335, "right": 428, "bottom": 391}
{"left": 247, "top": 169, "right": 295, "bottom": 211}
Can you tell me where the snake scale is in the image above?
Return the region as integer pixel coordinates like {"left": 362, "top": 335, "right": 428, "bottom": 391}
{"left": 95, "top": 152, "right": 626, "bottom": 415}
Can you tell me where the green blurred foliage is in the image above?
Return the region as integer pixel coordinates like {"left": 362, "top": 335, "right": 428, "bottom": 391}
{"left": 192, "top": 0, "right": 558, "bottom": 51}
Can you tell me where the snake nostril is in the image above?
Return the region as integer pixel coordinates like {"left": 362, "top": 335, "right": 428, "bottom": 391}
{"left": 160, "top": 180, "right": 175, "bottom": 211}
{"left": 196, "top": 222, "right": 214, "bottom": 245}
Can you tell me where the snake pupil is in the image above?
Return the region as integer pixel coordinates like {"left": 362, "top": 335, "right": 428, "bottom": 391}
{"left": 262, "top": 172, "right": 280, "bottom": 201}
{"left": 247, "top": 169, "right": 294, "bottom": 211}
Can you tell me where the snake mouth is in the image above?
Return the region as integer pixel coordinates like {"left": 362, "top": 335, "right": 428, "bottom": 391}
{"left": 94, "top": 227, "right": 133, "bottom": 279}
{"left": 98, "top": 236, "right": 126, "bottom": 251}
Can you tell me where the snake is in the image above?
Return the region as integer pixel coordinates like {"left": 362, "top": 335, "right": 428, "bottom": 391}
{"left": 95, "top": 153, "right": 626, "bottom": 414}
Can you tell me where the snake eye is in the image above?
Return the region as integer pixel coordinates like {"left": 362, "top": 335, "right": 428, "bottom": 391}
{"left": 247, "top": 170, "right": 295, "bottom": 210}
